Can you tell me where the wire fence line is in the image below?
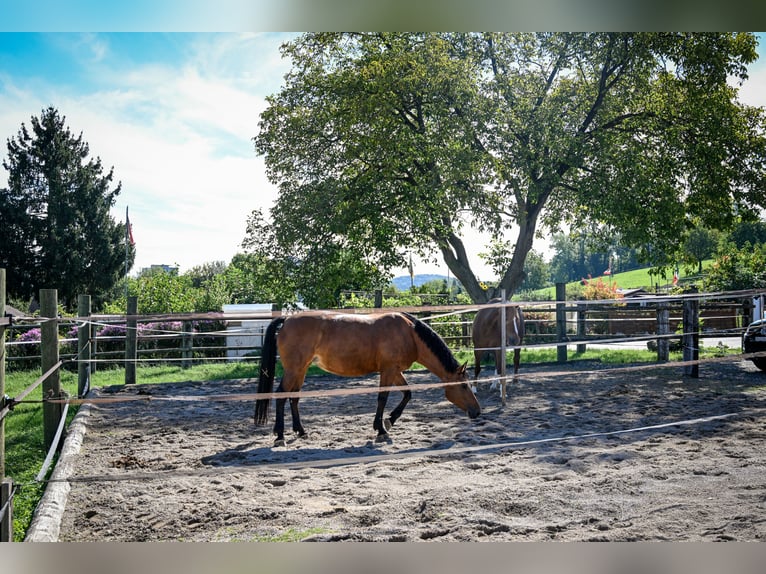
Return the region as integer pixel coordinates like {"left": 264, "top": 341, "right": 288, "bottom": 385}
{"left": 44, "top": 408, "right": 766, "bottom": 484}
{"left": 3, "top": 287, "right": 762, "bottom": 372}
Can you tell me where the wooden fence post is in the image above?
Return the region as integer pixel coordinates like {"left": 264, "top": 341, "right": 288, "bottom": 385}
{"left": 576, "top": 303, "right": 587, "bottom": 354}
{"left": 40, "top": 289, "right": 64, "bottom": 451}
{"left": 374, "top": 290, "right": 383, "bottom": 309}
{"left": 182, "top": 320, "right": 193, "bottom": 369}
{"left": 555, "top": 282, "right": 568, "bottom": 363}
{"left": 1, "top": 268, "right": 6, "bottom": 480}
{"left": 126, "top": 296, "right": 137, "bottom": 385}
{"left": 683, "top": 287, "right": 700, "bottom": 378}
{"left": 0, "top": 269, "right": 10, "bottom": 542}
{"left": 1, "top": 478, "right": 12, "bottom": 542}
{"left": 77, "top": 294, "right": 91, "bottom": 397}
{"left": 656, "top": 301, "right": 670, "bottom": 362}
{"left": 499, "top": 290, "right": 508, "bottom": 406}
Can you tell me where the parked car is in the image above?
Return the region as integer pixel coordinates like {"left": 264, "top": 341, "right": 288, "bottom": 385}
{"left": 742, "top": 318, "right": 766, "bottom": 371}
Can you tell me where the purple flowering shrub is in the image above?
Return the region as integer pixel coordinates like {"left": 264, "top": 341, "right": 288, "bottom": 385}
{"left": 6, "top": 319, "right": 226, "bottom": 371}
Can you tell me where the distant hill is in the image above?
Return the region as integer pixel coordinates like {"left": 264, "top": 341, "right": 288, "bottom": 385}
{"left": 390, "top": 274, "right": 451, "bottom": 291}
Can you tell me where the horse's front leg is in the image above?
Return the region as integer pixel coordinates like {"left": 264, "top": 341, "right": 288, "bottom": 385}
{"left": 472, "top": 350, "right": 483, "bottom": 394}
{"left": 386, "top": 372, "right": 411, "bottom": 430}
{"left": 289, "top": 397, "right": 307, "bottom": 438}
{"left": 489, "top": 349, "right": 504, "bottom": 391}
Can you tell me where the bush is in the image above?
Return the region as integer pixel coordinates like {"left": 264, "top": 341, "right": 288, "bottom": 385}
{"left": 582, "top": 277, "right": 624, "bottom": 301}
{"left": 704, "top": 241, "right": 766, "bottom": 291}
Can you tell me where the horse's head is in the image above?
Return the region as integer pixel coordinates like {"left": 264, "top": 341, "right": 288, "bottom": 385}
{"left": 444, "top": 362, "right": 481, "bottom": 419}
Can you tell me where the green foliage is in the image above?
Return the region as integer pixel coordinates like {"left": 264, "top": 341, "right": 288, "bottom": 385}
{"left": 255, "top": 33, "right": 766, "bottom": 304}
{"left": 2, "top": 368, "right": 79, "bottom": 540}
{"left": 104, "top": 268, "right": 229, "bottom": 314}
{"left": 704, "top": 241, "right": 766, "bottom": 291}
{"left": 728, "top": 219, "right": 766, "bottom": 249}
{"left": 0, "top": 107, "right": 131, "bottom": 310}
{"left": 240, "top": 209, "right": 391, "bottom": 309}
{"left": 682, "top": 226, "right": 720, "bottom": 274}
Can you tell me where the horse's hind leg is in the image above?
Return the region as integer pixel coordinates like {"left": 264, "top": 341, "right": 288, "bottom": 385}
{"left": 373, "top": 390, "right": 391, "bottom": 441}
{"left": 272, "top": 372, "right": 306, "bottom": 446}
{"left": 273, "top": 389, "right": 288, "bottom": 446}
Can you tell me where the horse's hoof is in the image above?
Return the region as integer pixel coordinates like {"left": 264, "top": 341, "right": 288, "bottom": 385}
{"left": 273, "top": 438, "right": 286, "bottom": 448}
{"left": 374, "top": 433, "right": 390, "bottom": 443}
{"left": 384, "top": 418, "right": 393, "bottom": 432}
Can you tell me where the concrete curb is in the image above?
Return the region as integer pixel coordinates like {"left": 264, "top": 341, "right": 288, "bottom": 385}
{"left": 24, "top": 399, "right": 93, "bottom": 542}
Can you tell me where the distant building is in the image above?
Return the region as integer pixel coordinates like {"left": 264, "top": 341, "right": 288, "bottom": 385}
{"left": 222, "top": 303, "right": 274, "bottom": 361}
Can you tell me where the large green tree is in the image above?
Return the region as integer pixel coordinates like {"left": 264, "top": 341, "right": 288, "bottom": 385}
{"left": 254, "top": 33, "right": 766, "bottom": 302}
{"left": 0, "top": 107, "right": 131, "bottom": 309}
{"left": 240, "top": 209, "right": 390, "bottom": 308}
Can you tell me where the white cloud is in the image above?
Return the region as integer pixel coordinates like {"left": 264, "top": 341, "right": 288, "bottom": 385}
{"left": 1, "top": 33, "right": 291, "bottom": 274}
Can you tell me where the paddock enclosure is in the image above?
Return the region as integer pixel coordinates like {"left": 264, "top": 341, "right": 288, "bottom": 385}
{"left": 42, "top": 357, "right": 766, "bottom": 542}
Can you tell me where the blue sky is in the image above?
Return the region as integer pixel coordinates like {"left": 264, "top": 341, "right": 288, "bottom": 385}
{"left": 1, "top": 32, "right": 765, "bottom": 279}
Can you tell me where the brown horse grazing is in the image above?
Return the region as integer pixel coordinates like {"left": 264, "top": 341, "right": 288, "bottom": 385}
{"left": 254, "top": 311, "right": 480, "bottom": 446}
{"left": 472, "top": 298, "right": 525, "bottom": 394}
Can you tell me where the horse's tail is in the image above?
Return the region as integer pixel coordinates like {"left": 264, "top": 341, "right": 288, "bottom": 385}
{"left": 515, "top": 306, "right": 526, "bottom": 342}
{"left": 254, "top": 316, "right": 286, "bottom": 426}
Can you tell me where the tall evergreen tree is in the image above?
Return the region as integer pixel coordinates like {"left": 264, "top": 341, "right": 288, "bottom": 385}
{"left": 0, "top": 107, "right": 132, "bottom": 309}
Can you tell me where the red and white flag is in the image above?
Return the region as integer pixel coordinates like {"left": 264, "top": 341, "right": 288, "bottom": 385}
{"left": 126, "top": 208, "right": 135, "bottom": 246}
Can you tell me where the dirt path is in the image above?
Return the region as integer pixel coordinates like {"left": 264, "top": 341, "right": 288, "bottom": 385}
{"left": 52, "top": 359, "right": 766, "bottom": 541}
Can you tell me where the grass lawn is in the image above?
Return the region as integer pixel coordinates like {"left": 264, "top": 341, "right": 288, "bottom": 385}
{"left": 1, "top": 339, "right": 737, "bottom": 540}
{"left": 522, "top": 261, "right": 713, "bottom": 300}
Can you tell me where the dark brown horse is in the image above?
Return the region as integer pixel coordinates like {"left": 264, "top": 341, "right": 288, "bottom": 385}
{"left": 254, "top": 311, "right": 480, "bottom": 446}
{"left": 472, "top": 298, "right": 525, "bottom": 393}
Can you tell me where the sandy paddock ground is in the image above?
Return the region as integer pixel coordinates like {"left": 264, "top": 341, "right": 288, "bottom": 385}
{"left": 46, "top": 357, "right": 766, "bottom": 542}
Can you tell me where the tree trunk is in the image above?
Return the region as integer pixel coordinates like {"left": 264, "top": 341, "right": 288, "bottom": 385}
{"left": 437, "top": 230, "right": 491, "bottom": 303}
{"left": 495, "top": 187, "right": 548, "bottom": 300}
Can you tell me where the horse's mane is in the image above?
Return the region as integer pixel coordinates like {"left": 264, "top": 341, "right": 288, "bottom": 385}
{"left": 402, "top": 312, "right": 460, "bottom": 373}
